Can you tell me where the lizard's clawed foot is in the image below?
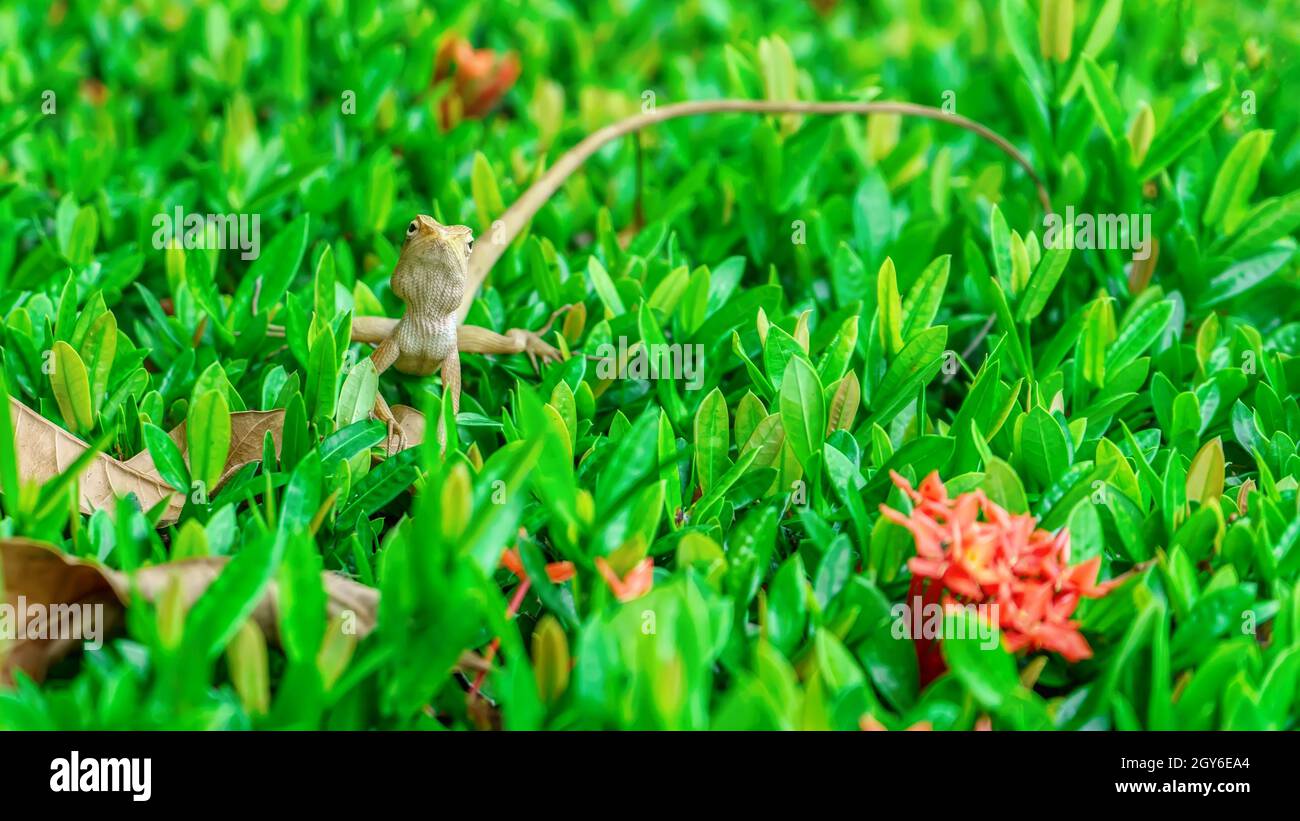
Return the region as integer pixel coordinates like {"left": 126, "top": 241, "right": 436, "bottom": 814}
{"left": 506, "top": 304, "right": 572, "bottom": 372}
{"left": 372, "top": 395, "right": 408, "bottom": 454}
{"left": 387, "top": 418, "right": 409, "bottom": 454}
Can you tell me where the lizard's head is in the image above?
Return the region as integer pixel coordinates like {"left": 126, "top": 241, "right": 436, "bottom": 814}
{"left": 401, "top": 214, "right": 473, "bottom": 274}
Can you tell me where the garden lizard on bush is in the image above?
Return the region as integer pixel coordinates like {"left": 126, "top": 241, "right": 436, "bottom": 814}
{"left": 343, "top": 100, "right": 1051, "bottom": 446}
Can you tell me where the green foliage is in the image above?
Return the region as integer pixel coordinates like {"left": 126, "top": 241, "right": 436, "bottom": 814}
{"left": 0, "top": 0, "right": 1298, "bottom": 730}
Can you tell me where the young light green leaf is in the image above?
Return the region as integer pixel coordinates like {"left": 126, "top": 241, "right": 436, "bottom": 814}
{"left": 876, "top": 257, "right": 904, "bottom": 357}
{"left": 779, "top": 356, "right": 825, "bottom": 470}
{"left": 1137, "top": 85, "right": 1232, "bottom": 180}
{"left": 1106, "top": 298, "right": 1175, "bottom": 372}
{"left": 142, "top": 422, "right": 190, "bottom": 493}
{"left": 901, "top": 255, "right": 950, "bottom": 339}
{"left": 471, "top": 151, "right": 506, "bottom": 239}
{"left": 79, "top": 311, "right": 117, "bottom": 415}
{"left": 587, "top": 256, "right": 626, "bottom": 317}
{"left": 1016, "top": 244, "right": 1071, "bottom": 322}
{"left": 1200, "top": 247, "right": 1295, "bottom": 308}
{"left": 188, "top": 389, "right": 232, "bottom": 491}
{"left": 1203, "top": 130, "right": 1274, "bottom": 233}
{"left": 693, "top": 387, "right": 730, "bottom": 493}
{"left": 1079, "top": 56, "right": 1126, "bottom": 147}
{"left": 336, "top": 359, "right": 378, "bottom": 428}
{"left": 1185, "top": 437, "right": 1225, "bottom": 507}
{"left": 49, "top": 341, "right": 94, "bottom": 435}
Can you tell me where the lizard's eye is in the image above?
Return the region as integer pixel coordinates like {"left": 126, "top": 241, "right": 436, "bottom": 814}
{"left": 406, "top": 221, "right": 418, "bottom": 236}
{"left": 466, "top": 237, "right": 473, "bottom": 254}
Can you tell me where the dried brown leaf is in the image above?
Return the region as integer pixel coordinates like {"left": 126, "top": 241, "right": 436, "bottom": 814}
{"left": 10, "top": 397, "right": 186, "bottom": 523}
{"left": 122, "top": 408, "right": 285, "bottom": 488}
{"left": 0, "top": 538, "right": 377, "bottom": 687}
{"left": 9, "top": 397, "right": 425, "bottom": 526}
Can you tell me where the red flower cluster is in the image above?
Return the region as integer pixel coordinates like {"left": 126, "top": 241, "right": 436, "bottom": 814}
{"left": 880, "top": 471, "right": 1120, "bottom": 672}
{"left": 433, "top": 35, "right": 521, "bottom": 131}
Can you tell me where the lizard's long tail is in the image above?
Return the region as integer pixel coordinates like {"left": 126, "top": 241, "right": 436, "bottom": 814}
{"left": 265, "top": 315, "right": 397, "bottom": 344}
{"left": 459, "top": 99, "right": 1054, "bottom": 322}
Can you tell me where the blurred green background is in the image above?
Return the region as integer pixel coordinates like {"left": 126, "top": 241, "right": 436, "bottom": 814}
{"left": 1, "top": 0, "right": 1299, "bottom": 730}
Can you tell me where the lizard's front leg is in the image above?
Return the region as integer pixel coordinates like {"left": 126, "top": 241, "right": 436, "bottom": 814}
{"left": 368, "top": 334, "right": 406, "bottom": 452}
{"left": 436, "top": 349, "right": 461, "bottom": 451}
{"left": 458, "top": 305, "right": 572, "bottom": 371}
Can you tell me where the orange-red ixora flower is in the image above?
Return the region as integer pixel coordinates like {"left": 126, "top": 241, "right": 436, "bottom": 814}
{"left": 595, "top": 557, "right": 654, "bottom": 603}
{"left": 879, "top": 471, "right": 1122, "bottom": 681}
{"left": 500, "top": 547, "right": 575, "bottom": 584}
{"left": 432, "top": 35, "right": 521, "bottom": 131}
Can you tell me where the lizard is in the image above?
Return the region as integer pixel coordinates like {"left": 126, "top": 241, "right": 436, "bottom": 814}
{"left": 350, "top": 214, "right": 567, "bottom": 447}
{"left": 311, "top": 100, "right": 1053, "bottom": 448}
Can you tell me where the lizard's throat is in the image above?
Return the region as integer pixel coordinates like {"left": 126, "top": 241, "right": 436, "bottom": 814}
{"left": 392, "top": 258, "right": 466, "bottom": 316}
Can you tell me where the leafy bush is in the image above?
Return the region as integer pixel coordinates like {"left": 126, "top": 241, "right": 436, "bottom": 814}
{"left": 0, "top": 0, "right": 1297, "bottom": 729}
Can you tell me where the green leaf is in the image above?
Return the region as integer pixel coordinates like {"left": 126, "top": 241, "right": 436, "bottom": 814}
{"left": 1078, "top": 296, "right": 1115, "bottom": 388}
{"left": 763, "top": 325, "right": 805, "bottom": 393}
{"left": 1137, "top": 85, "right": 1232, "bottom": 180}
{"left": 1018, "top": 407, "right": 1072, "bottom": 487}
{"left": 779, "top": 356, "right": 825, "bottom": 470}
{"left": 901, "top": 255, "right": 950, "bottom": 339}
{"left": 973, "top": 270, "right": 1028, "bottom": 377}
{"left": 142, "top": 422, "right": 189, "bottom": 493}
{"left": 942, "top": 609, "right": 1019, "bottom": 710}
{"left": 587, "top": 256, "right": 625, "bottom": 317}
{"left": 999, "top": 0, "right": 1048, "bottom": 101}
{"left": 471, "top": 151, "right": 506, "bottom": 235}
{"left": 79, "top": 311, "right": 117, "bottom": 415}
{"left": 1022, "top": 230, "right": 1038, "bottom": 282}
{"left": 817, "top": 315, "right": 859, "bottom": 385}
{"left": 49, "top": 341, "right": 94, "bottom": 435}
{"left": 336, "top": 448, "right": 419, "bottom": 525}
{"left": 336, "top": 359, "right": 378, "bottom": 428}
{"left": 239, "top": 213, "right": 310, "bottom": 318}
{"left": 1203, "top": 130, "right": 1274, "bottom": 232}
{"left": 183, "top": 533, "right": 282, "bottom": 662}
{"left": 767, "top": 554, "right": 808, "bottom": 656}
{"left": 188, "top": 389, "right": 232, "bottom": 491}
{"left": 693, "top": 387, "right": 730, "bottom": 493}
{"left": 1224, "top": 191, "right": 1300, "bottom": 257}
{"left": 0, "top": 386, "right": 21, "bottom": 515}
{"left": 1060, "top": 0, "right": 1124, "bottom": 100}
{"left": 983, "top": 456, "right": 1029, "bottom": 514}
{"left": 1079, "top": 57, "right": 1126, "bottom": 147}
{"left": 1016, "top": 244, "right": 1071, "bottom": 323}
{"left": 320, "top": 420, "right": 385, "bottom": 464}
{"left": 876, "top": 257, "right": 904, "bottom": 357}
{"left": 306, "top": 329, "right": 339, "bottom": 425}
{"left": 279, "top": 451, "right": 322, "bottom": 534}
{"left": 1106, "top": 298, "right": 1174, "bottom": 371}
{"left": 279, "top": 528, "right": 327, "bottom": 666}
{"left": 1185, "top": 437, "right": 1225, "bottom": 507}
{"left": 187, "top": 251, "right": 231, "bottom": 337}
{"left": 869, "top": 325, "right": 947, "bottom": 425}
{"left": 989, "top": 204, "right": 1012, "bottom": 292}
{"left": 1199, "top": 246, "right": 1295, "bottom": 308}
{"left": 63, "top": 205, "right": 99, "bottom": 267}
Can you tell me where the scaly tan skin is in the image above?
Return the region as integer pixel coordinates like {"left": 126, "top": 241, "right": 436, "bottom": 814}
{"left": 327, "top": 100, "right": 1052, "bottom": 450}
{"left": 357, "top": 215, "right": 566, "bottom": 448}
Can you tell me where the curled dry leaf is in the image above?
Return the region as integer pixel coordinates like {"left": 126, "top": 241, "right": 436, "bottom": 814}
{"left": 122, "top": 407, "right": 285, "bottom": 490}
{"left": 0, "top": 538, "right": 488, "bottom": 690}
{"left": 8, "top": 397, "right": 425, "bottom": 527}
{"left": 11, "top": 397, "right": 187, "bottom": 524}
{"left": 0, "top": 537, "right": 377, "bottom": 687}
